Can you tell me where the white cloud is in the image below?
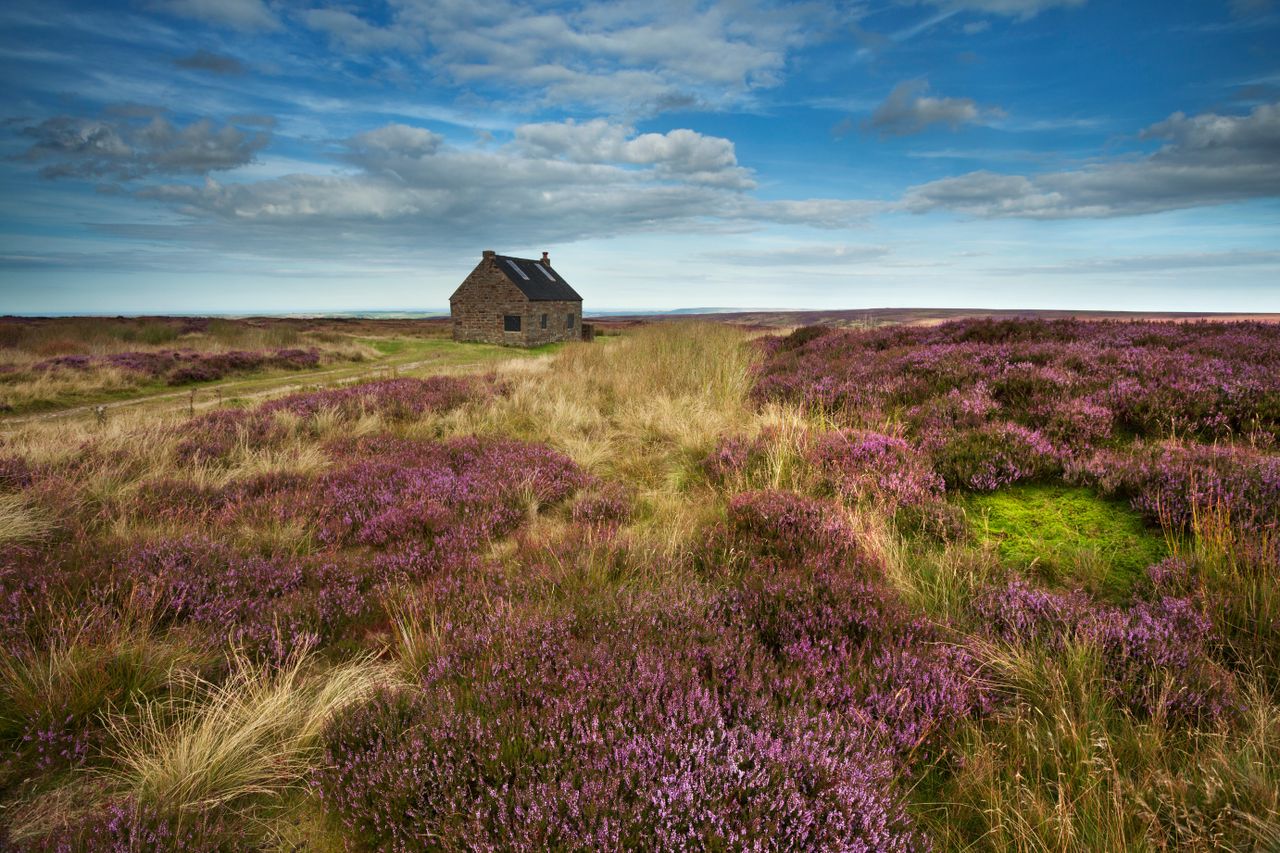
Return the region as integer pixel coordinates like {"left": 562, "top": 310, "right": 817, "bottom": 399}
{"left": 514, "top": 119, "right": 752, "bottom": 187}
{"left": 129, "top": 121, "right": 870, "bottom": 254}
{"left": 866, "top": 79, "right": 1002, "bottom": 137}
{"left": 148, "top": 0, "right": 280, "bottom": 31}
{"left": 901, "top": 0, "right": 1087, "bottom": 20}
{"left": 347, "top": 123, "right": 443, "bottom": 158}
{"left": 294, "top": 0, "right": 835, "bottom": 113}
{"left": 903, "top": 102, "right": 1280, "bottom": 217}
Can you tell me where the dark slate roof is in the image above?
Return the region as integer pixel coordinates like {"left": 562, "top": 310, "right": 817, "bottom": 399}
{"left": 494, "top": 255, "right": 582, "bottom": 302}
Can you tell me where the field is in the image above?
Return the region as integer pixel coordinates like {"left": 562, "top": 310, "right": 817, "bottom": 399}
{"left": 1, "top": 318, "right": 1278, "bottom": 850}
{"left": 0, "top": 316, "right": 496, "bottom": 416}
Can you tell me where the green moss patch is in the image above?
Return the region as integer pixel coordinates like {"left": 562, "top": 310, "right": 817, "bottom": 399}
{"left": 960, "top": 484, "right": 1166, "bottom": 596}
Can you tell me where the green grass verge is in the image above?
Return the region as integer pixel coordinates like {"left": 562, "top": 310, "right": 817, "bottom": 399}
{"left": 960, "top": 483, "right": 1166, "bottom": 596}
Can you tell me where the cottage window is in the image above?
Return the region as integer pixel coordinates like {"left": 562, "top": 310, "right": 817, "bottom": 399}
{"left": 566, "top": 313, "right": 575, "bottom": 329}
{"left": 535, "top": 265, "right": 556, "bottom": 281}
{"left": 504, "top": 315, "right": 521, "bottom": 332}
{"left": 541, "top": 314, "right": 548, "bottom": 329}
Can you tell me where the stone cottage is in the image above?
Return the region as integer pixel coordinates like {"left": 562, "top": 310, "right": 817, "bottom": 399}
{"left": 449, "top": 250, "right": 583, "bottom": 346}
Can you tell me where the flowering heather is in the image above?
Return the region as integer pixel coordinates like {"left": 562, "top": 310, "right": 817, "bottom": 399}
{"left": 174, "top": 376, "right": 482, "bottom": 463}
{"left": 569, "top": 480, "right": 632, "bottom": 526}
{"left": 928, "top": 421, "right": 1062, "bottom": 492}
{"left": 701, "top": 433, "right": 766, "bottom": 485}
{"left": 17, "top": 799, "right": 238, "bottom": 852}
{"left": 756, "top": 319, "right": 1280, "bottom": 443}
{"left": 297, "top": 435, "right": 585, "bottom": 553}
{"left": 1077, "top": 441, "right": 1280, "bottom": 535}
{"left": 315, "top": 600, "right": 926, "bottom": 852}
{"left": 809, "top": 429, "right": 945, "bottom": 508}
{"left": 708, "top": 489, "right": 863, "bottom": 575}
{"left": 718, "top": 570, "right": 991, "bottom": 757}
{"left": 31, "top": 347, "right": 324, "bottom": 385}
{"left": 121, "top": 537, "right": 314, "bottom": 656}
{"left": 0, "top": 454, "right": 35, "bottom": 491}
{"left": 972, "top": 578, "right": 1235, "bottom": 722}
{"left": 260, "top": 375, "right": 479, "bottom": 421}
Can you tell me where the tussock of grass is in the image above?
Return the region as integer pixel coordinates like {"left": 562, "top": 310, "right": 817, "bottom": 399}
{"left": 103, "top": 647, "right": 397, "bottom": 814}
{"left": 920, "top": 639, "right": 1280, "bottom": 852}
{"left": 0, "top": 492, "right": 53, "bottom": 543}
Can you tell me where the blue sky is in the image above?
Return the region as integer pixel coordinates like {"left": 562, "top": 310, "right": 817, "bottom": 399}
{"left": 0, "top": 0, "right": 1277, "bottom": 314}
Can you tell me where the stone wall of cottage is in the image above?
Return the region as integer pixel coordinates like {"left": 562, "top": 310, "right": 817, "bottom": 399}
{"left": 449, "top": 255, "right": 583, "bottom": 346}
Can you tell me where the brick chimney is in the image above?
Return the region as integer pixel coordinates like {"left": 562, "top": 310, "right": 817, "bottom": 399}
{"left": 541, "top": 251, "right": 550, "bottom": 265}
{"left": 482, "top": 249, "right": 495, "bottom": 260}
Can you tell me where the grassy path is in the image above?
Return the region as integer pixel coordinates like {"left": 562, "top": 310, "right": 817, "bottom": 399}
{"left": 0, "top": 337, "right": 557, "bottom": 429}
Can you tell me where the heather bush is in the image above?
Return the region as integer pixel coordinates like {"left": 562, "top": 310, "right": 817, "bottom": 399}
{"left": 174, "top": 376, "right": 482, "bottom": 464}
{"left": 316, "top": 600, "right": 926, "bottom": 852}
{"left": 707, "top": 489, "right": 863, "bottom": 575}
{"left": 16, "top": 798, "right": 243, "bottom": 852}
{"left": 0, "top": 454, "right": 35, "bottom": 491}
{"left": 756, "top": 319, "right": 1280, "bottom": 442}
{"left": 122, "top": 538, "right": 314, "bottom": 658}
{"left": 701, "top": 433, "right": 766, "bottom": 486}
{"left": 972, "top": 578, "right": 1235, "bottom": 722}
{"left": 31, "top": 347, "right": 326, "bottom": 386}
{"left": 569, "top": 480, "right": 631, "bottom": 526}
{"left": 260, "top": 375, "right": 479, "bottom": 421}
{"left": 809, "top": 429, "right": 944, "bottom": 508}
{"left": 928, "top": 422, "right": 1061, "bottom": 491}
{"left": 299, "top": 435, "right": 584, "bottom": 551}
{"left": 1078, "top": 441, "right": 1280, "bottom": 535}
{"left": 718, "top": 570, "right": 991, "bottom": 757}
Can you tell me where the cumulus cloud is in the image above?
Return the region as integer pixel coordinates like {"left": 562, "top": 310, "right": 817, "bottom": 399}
{"left": 514, "top": 119, "right": 753, "bottom": 187}
{"left": 172, "top": 49, "right": 245, "bottom": 75}
{"left": 902, "top": 102, "right": 1280, "bottom": 217}
{"left": 148, "top": 0, "right": 280, "bottom": 31}
{"left": 20, "top": 114, "right": 270, "bottom": 180}
{"left": 296, "top": 0, "right": 834, "bottom": 113}
{"left": 901, "top": 0, "right": 1087, "bottom": 19}
{"left": 128, "top": 120, "right": 869, "bottom": 253}
{"left": 347, "top": 123, "right": 443, "bottom": 158}
{"left": 866, "top": 79, "right": 1001, "bottom": 137}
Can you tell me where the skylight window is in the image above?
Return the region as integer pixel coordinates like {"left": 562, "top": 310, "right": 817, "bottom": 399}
{"left": 535, "top": 264, "right": 556, "bottom": 282}
{"left": 505, "top": 259, "right": 530, "bottom": 280}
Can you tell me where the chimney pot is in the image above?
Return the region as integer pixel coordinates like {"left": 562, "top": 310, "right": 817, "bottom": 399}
{"left": 482, "top": 249, "right": 495, "bottom": 259}
{"left": 541, "top": 251, "right": 550, "bottom": 265}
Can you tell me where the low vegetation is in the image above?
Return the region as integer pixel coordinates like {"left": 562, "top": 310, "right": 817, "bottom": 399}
{"left": 0, "top": 316, "right": 445, "bottom": 414}
{"left": 0, "top": 318, "right": 1276, "bottom": 850}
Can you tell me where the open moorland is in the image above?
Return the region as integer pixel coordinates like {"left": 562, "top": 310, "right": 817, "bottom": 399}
{"left": 0, "top": 316, "right": 545, "bottom": 419}
{"left": 1, "top": 318, "right": 1278, "bottom": 850}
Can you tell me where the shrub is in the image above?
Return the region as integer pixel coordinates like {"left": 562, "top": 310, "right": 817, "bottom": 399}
{"left": 808, "top": 429, "right": 944, "bottom": 509}
{"left": 569, "top": 481, "right": 631, "bottom": 526}
{"left": 929, "top": 422, "right": 1061, "bottom": 492}
{"left": 972, "top": 579, "right": 1236, "bottom": 722}
{"left": 709, "top": 489, "right": 862, "bottom": 575}
{"left": 315, "top": 601, "right": 926, "bottom": 852}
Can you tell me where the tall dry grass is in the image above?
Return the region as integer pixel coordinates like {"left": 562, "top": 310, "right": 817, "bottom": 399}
{"left": 921, "top": 638, "right": 1280, "bottom": 852}
{"left": 431, "top": 323, "right": 816, "bottom": 562}
{"left": 103, "top": 647, "right": 397, "bottom": 814}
